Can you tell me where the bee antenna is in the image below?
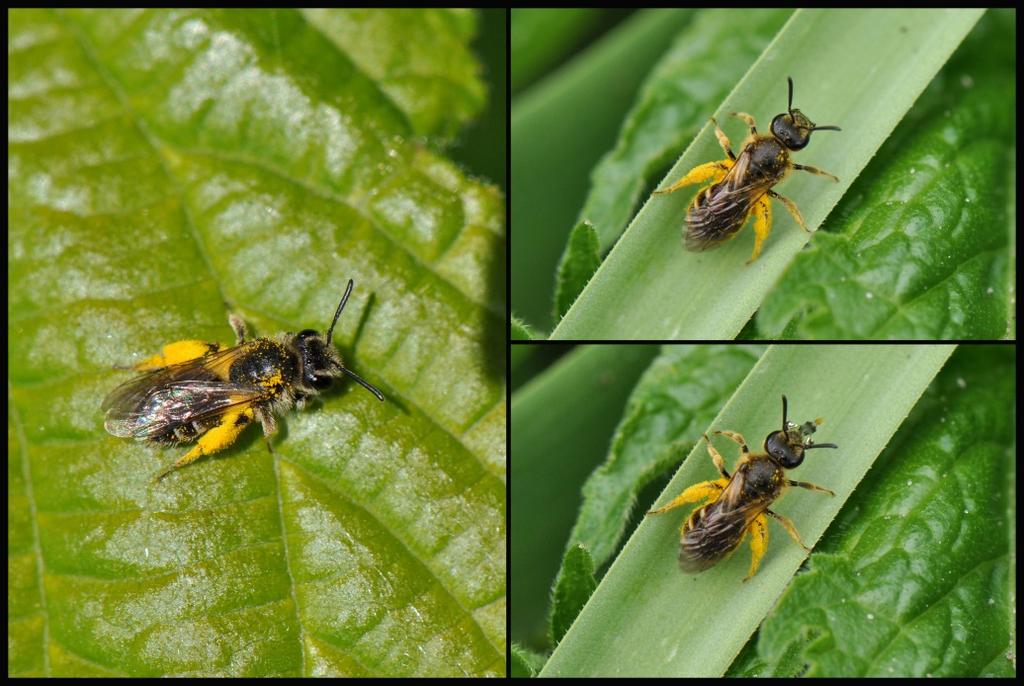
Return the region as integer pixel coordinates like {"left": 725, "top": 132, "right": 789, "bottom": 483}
{"left": 326, "top": 279, "right": 355, "bottom": 347}
{"left": 324, "top": 279, "right": 385, "bottom": 402}
{"left": 812, "top": 124, "right": 842, "bottom": 132}
{"left": 781, "top": 394, "right": 789, "bottom": 430}
{"left": 806, "top": 443, "right": 838, "bottom": 450}
{"left": 342, "top": 367, "right": 385, "bottom": 402}
{"left": 786, "top": 76, "right": 795, "bottom": 114}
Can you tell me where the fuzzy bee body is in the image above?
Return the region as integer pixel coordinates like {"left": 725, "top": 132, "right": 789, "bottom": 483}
{"left": 655, "top": 77, "right": 840, "bottom": 263}
{"left": 647, "top": 396, "right": 837, "bottom": 580}
{"left": 103, "top": 280, "right": 385, "bottom": 480}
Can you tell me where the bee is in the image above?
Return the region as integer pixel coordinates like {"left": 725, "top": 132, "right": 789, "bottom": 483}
{"left": 646, "top": 396, "right": 836, "bottom": 580}
{"left": 654, "top": 77, "right": 841, "bottom": 263}
{"left": 102, "top": 279, "right": 385, "bottom": 481}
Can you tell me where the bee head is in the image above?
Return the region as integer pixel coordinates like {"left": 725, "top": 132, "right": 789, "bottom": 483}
{"left": 294, "top": 329, "right": 341, "bottom": 391}
{"left": 764, "top": 395, "right": 837, "bottom": 468}
{"left": 770, "top": 76, "right": 840, "bottom": 151}
{"left": 293, "top": 280, "right": 384, "bottom": 401}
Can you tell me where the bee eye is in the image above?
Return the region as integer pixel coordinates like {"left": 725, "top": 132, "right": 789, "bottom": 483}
{"left": 771, "top": 115, "right": 808, "bottom": 150}
{"left": 310, "top": 374, "right": 333, "bottom": 390}
{"left": 765, "top": 430, "right": 803, "bottom": 468}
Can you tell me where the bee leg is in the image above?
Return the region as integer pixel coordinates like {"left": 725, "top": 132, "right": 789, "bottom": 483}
{"left": 646, "top": 478, "right": 727, "bottom": 516}
{"left": 787, "top": 479, "right": 835, "bottom": 497}
{"left": 654, "top": 160, "right": 730, "bottom": 195}
{"left": 255, "top": 408, "right": 278, "bottom": 454}
{"left": 746, "top": 195, "right": 773, "bottom": 264}
{"left": 712, "top": 430, "right": 750, "bottom": 456}
{"left": 154, "top": 407, "right": 255, "bottom": 481}
{"left": 767, "top": 189, "right": 809, "bottom": 233}
{"left": 228, "top": 313, "right": 248, "bottom": 344}
{"left": 729, "top": 111, "right": 758, "bottom": 137}
{"left": 742, "top": 513, "right": 769, "bottom": 582}
{"left": 793, "top": 163, "right": 839, "bottom": 183}
{"left": 709, "top": 117, "right": 736, "bottom": 160}
{"left": 701, "top": 433, "right": 731, "bottom": 479}
{"left": 765, "top": 508, "right": 811, "bottom": 553}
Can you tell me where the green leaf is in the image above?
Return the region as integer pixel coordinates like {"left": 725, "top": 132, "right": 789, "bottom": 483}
{"left": 551, "top": 9, "right": 988, "bottom": 339}
{"left": 511, "top": 642, "right": 548, "bottom": 677}
{"left": 511, "top": 314, "right": 537, "bottom": 341}
{"left": 511, "top": 9, "right": 695, "bottom": 332}
{"left": 537, "top": 344, "right": 956, "bottom": 676}
{"left": 757, "top": 46, "right": 1013, "bottom": 338}
{"left": 303, "top": 9, "right": 486, "bottom": 141}
{"left": 758, "top": 346, "right": 1014, "bottom": 676}
{"left": 553, "top": 220, "right": 601, "bottom": 320}
{"left": 9, "top": 9, "right": 503, "bottom": 677}
{"left": 510, "top": 345, "right": 658, "bottom": 644}
{"left": 447, "top": 9, "right": 507, "bottom": 193}
{"left": 547, "top": 544, "right": 597, "bottom": 645}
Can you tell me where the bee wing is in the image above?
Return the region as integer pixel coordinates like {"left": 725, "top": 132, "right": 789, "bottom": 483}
{"left": 101, "top": 345, "right": 245, "bottom": 413}
{"left": 102, "top": 345, "right": 266, "bottom": 439}
{"left": 694, "top": 489, "right": 771, "bottom": 551}
{"left": 103, "top": 378, "right": 267, "bottom": 439}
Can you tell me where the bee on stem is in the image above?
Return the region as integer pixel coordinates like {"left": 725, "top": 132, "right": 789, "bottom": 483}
{"left": 654, "top": 77, "right": 840, "bottom": 263}
{"left": 646, "top": 396, "right": 836, "bottom": 580}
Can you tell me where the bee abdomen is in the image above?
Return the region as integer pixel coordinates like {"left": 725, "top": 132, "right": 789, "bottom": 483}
{"left": 684, "top": 191, "right": 748, "bottom": 251}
